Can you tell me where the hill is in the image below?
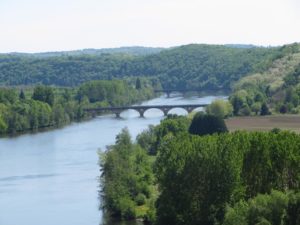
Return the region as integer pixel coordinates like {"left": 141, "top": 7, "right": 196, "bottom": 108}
{"left": 0, "top": 44, "right": 288, "bottom": 89}
{"left": 7, "top": 46, "right": 164, "bottom": 58}
{"left": 230, "top": 43, "right": 300, "bottom": 115}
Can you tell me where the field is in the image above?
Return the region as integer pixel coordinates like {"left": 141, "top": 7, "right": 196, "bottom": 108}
{"left": 225, "top": 115, "right": 300, "bottom": 133}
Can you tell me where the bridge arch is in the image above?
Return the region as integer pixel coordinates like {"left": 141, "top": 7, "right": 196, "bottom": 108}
{"left": 84, "top": 103, "right": 209, "bottom": 118}
{"left": 167, "top": 107, "right": 189, "bottom": 115}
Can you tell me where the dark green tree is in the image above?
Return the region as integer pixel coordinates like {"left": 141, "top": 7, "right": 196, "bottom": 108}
{"left": 135, "top": 78, "right": 142, "bottom": 90}
{"left": 32, "top": 86, "right": 55, "bottom": 106}
{"left": 19, "top": 89, "right": 25, "bottom": 100}
{"left": 260, "top": 102, "right": 270, "bottom": 116}
{"left": 189, "top": 113, "right": 228, "bottom": 136}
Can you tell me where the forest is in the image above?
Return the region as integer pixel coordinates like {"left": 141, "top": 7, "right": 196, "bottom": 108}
{"left": 0, "top": 44, "right": 284, "bottom": 89}
{"left": 100, "top": 114, "right": 300, "bottom": 225}
{"left": 0, "top": 78, "right": 158, "bottom": 134}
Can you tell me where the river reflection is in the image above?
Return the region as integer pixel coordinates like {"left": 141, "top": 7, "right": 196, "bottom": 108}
{"left": 0, "top": 94, "right": 225, "bottom": 225}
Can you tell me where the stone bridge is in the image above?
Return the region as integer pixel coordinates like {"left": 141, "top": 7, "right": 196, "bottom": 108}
{"left": 84, "top": 104, "right": 208, "bottom": 118}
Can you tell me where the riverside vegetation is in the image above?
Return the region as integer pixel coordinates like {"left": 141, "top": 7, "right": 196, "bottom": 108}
{"left": 100, "top": 113, "right": 300, "bottom": 225}
{"left": 3, "top": 43, "right": 300, "bottom": 117}
{"left": 0, "top": 78, "right": 159, "bottom": 134}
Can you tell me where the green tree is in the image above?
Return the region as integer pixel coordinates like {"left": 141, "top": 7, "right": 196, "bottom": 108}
{"left": 135, "top": 78, "right": 142, "bottom": 90}
{"left": 189, "top": 112, "right": 228, "bottom": 136}
{"left": 0, "top": 114, "right": 7, "bottom": 133}
{"left": 32, "top": 86, "right": 55, "bottom": 106}
{"left": 260, "top": 102, "right": 270, "bottom": 116}
{"left": 206, "top": 99, "right": 233, "bottom": 118}
{"left": 19, "top": 89, "right": 25, "bottom": 100}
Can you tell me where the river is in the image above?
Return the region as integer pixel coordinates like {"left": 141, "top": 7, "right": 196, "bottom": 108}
{"left": 0, "top": 94, "right": 225, "bottom": 225}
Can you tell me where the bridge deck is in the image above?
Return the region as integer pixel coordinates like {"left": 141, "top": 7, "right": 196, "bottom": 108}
{"left": 84, "top": 104, "right": 208, "bottom": 112}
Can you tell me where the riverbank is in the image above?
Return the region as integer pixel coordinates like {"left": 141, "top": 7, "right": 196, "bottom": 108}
{"left": 0, "top": 79, "right": 159, "bottom": 136}
{"left": 226, "top": 115, "right": 300, "bottom": 133}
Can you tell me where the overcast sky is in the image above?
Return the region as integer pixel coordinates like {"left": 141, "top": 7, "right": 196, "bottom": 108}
{"left": 0, "top": 0, "right": 299, "bottom": 53}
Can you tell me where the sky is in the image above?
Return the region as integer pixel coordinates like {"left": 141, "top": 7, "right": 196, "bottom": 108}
{"left": 0, "top": 0, "right": 299, "bottom": 53}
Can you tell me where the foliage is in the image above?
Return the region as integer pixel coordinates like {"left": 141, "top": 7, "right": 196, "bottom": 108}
{"left": 224, "top": 190, "right": 300, "bottom": 225}
{"left": 100, "top": 128, "right": 155, "bottom": 220}
{"left": 0, "top": 79, "right": 157, "bottom": 134}
{"left": 154, "top": 130, "right": 300, "bottom": 225}
{"left": 230, "top": 44, "right": 300, "bottom": 115}
{"left": 32, "top": 86, "right": 55, "bottom": 106}
{"left": 137, "top": 115, "right": 191, "bottom": 155}
{"left": 189, "top": 112, "right": 228, "bottom": 135}
{"left": 206, "top": 99, "right": 233, "bottom": 118}
{"left": 0, "top": 44, "right": 283, "bottom": 89}
{"left": 260, "top": 102, "right": 271, "bottom": 116}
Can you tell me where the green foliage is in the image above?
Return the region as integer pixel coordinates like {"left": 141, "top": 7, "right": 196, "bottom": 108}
{"left": 100, "top": 128, "right": 155, "bottom": 220}
{"left": 189, "top": 112, "right": 228, "bottom": 136}
{"left": 135, "top": 78, "right": 142, "bottom": 90}
{"left": 32, "top": 86, "right": 55, "bottom": 106}
{"left": 230, "top": 45, "right": 300, "bottom": 115}
{"left": 0, "top": 79, "right": 157, "bottom": 135}
{"left": 0, "top": 44, "right": 282, "bottom": 89}
{"left": 206, "top": 99, "right": 233, "bottom": 118}
{"left": 260, "top": 102, "right": 270, "bottom": 116}
{"left": 155, "top": 133, "right": 245, "bottom": 225}
{"left": 224, "top": 190, "right": 300, "bottom": 225}
{"left": 0, "top": 114, "right": 7, "bottom": 133}
{"left": 154, "top": 131, "right": 300, "bottom": 225}
{"left": 19, "top": 89, "right": 25, "bottom": 100}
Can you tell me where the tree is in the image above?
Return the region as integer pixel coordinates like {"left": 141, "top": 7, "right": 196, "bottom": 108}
{"left": 251, "top": 102, "right": 261, "bottom": 115}
{"left": 100, "top": 128, "right": 154, "bottom": 220}
{"left": 0, "top": 114, "right": 7, "bottom": 133}
{"left": 135, "top": 78, "right": 142, "bottom": 90}
{"left": 189, "top": 112, "right": 228, "bottom": 136}
{"left": 19, "top": 89, "right": 25, "bottom": 100}
{"left": 206, "top": 99, "right": 233, "bottom": 118}
{"left": 279, "top": 104, "right": 288, "bottom": 114}
{"left": 32, "top": 86, "right": 55, "bottom": 106}
{"left": 260, "top": 102, "right": 270, "bottom": 115}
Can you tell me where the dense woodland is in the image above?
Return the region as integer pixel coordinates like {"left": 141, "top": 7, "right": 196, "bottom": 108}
{"left": 100, "top": 114, "right": 300, "bottom": 225}
{"left": 0, "top": 44, "right": 283, "bottom": 89}
{"left": 0, "top": 78, "right": 158, "bottom": 134}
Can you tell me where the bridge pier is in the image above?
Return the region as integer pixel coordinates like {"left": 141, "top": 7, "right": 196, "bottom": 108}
{"left": 137, "top": 109, "right": 145, "bottom": 118}
{"left": 162, "top": 108, "right": 169, "bottom": 116}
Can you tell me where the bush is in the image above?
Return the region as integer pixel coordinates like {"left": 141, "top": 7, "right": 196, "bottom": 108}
{"left": 135, "top": 193, "right": 146, "bottom": 206}
{"left": 189, "top": 113, "right": 228, "bottom": 136}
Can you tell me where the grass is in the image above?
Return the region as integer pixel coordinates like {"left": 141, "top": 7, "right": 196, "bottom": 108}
{"left": 225, "top": 115, "right": 300, "bottom": 133}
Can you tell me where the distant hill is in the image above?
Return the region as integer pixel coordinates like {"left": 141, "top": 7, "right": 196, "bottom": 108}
{"left": 7, "top": 46, "right": 165, "bottom": 57}
{"left": 225, "top": 44, "right": 258, "bottom": 49}
{"left": 0, "top": 44, "right": 293, "bottom": 90}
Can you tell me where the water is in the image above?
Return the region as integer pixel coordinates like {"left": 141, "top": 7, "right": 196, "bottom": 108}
{"left": 0, "top": 94, "right": 225, "bottom": 225}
